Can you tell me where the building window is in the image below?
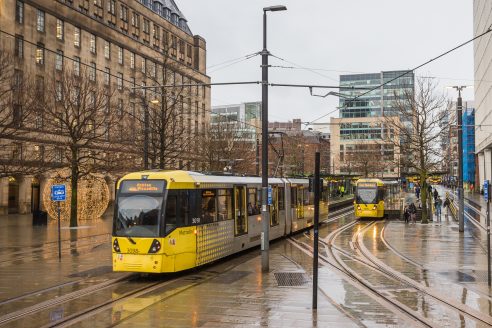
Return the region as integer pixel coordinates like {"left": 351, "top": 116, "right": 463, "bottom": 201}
{"left": 117, "top": 46, "right": 123, "bottom": 64}
{"left": 74, "top": 27, "right": 81, "bottom": 47}
{"left": 14, "top": 35, "right": 23, "bottom": 58}
{"left": 117, "top": 72, "right": 123, "bottom": 90}
{"left": 104, "top": 67, "right": 110, "bottom": 85}
{"left": 55, "top": 81, "right": 63, "bottom": 101}
{"left": 90, "top": 34, "right": 96, "bottom": 53}
{"left": 118, "top": 98, "right": 123, "bottom": 115}
{"left": 120, "top": 5, "right": 128, "bottom": 21}
{"left": 15, "top": 1, "right": 23, "bottom": 24}
{"left": 73, "top": 56, "right": 80, "bottom": 76}
{"left": 141, "top": 57, "right": 146, "bottom": 74}
{"left": 104, "top": 40, "right": 110, "bottom": 59}
{"left": 36, "top": 9, "right": 45, "bottom": 32}
{"left": 143, "top": 19, "right": 150, "bottom": 34}
{"left": 149, "top": 61, "right": 155, "bottom": 78}
{"left": 89, "top": 62, "right": 96, "bottom": 81}
{"left": 130, "top": 52, "right": 135, "bottom": 69}
{"left": 107, "top": 0, "right": 115, "bottom": 15}
{"left": 55, "top": 50, "right": 63, "bottom": 70}
{"left": 131, "top": 12, "right": 139, "bottom": 28}
{"left": 56, "top": 19, "right": 64, "bottom": 40}
{"left": 35, "top": 43, "right": 44, "bottom": 65}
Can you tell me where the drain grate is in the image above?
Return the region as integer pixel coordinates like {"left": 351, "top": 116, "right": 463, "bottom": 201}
{"left": 274, "top": 272, "right": 308, "bottom": 287}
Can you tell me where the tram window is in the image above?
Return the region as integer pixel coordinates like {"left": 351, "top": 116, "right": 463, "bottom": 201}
{"left": 247, "top": 188, "right": 260, "bottom": 215}
{"left": 278, "top": 187, "right": 285, "bottom": 210}
{"left": 201, "top": 190, "right": 216, "bottom": 223}
{"left": 164, "top": 194, "right": 177, "bottom": 233}
{"left": 115, "top": 195, "right": 161, "bottom": 237}
{"left": 304, "top": 188, "right": 311, "bottom": 205}
{"left": 291, "top": 187, "right": 297, "bottom": 208}
{"left": 217, "top": 189, "right": 232, "bottom": 221}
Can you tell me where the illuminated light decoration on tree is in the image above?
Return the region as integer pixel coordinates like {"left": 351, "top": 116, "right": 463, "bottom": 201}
{"left": 43, "top": 173, "right": 110, "bottom": 221}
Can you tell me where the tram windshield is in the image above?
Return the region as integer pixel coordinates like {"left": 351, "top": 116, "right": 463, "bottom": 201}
{"left": 114, "top": 195, "right": 162, "bottom": 237}
{"left": 356, "top": 188, "right": 377, "bottom": 204}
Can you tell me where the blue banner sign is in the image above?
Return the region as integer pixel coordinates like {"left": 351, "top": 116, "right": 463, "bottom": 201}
{"left": 484, "top": 180, "right": 489, "bottom": 202}
{"left": 51, "top": 185, "right": 66, "bottom": 202}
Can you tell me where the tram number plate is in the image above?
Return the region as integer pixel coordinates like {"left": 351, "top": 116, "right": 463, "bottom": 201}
{"left": 127, "top": 248, "right": 139, "bottom": 254}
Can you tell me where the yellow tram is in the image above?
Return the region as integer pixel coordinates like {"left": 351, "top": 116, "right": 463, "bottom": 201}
{"left": 354, "top": 178, "right": 400, "bottom": 218}
{"left": 112, "top": 170, "right": 329, "bottom": 273}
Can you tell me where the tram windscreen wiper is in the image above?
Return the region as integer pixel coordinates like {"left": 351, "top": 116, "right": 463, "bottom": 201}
{"left": 126, "top": 236, "right": 137, "bottom": 244}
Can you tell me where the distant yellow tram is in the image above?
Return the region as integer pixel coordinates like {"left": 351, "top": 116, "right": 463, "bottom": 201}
{"left": 354, "top": 178, "right": 400, "bottom": 218}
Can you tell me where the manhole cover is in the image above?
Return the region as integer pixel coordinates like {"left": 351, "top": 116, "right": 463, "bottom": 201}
{"left": 274, "top": 272, "right": 308, "bottom": 287}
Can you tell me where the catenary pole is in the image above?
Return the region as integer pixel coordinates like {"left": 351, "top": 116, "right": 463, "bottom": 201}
{"left": 261, "top": 5, "right": 287, "bottom": 273}
{"left": 456, "top": 87, "right": 465, "bottom": 232}
{"left": 312, "top": 152, "right": 320, "bottom": 309}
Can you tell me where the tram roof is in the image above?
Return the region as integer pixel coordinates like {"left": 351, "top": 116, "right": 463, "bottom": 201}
{"left": 118, "top": 170, "right": 306, "bottom": 189}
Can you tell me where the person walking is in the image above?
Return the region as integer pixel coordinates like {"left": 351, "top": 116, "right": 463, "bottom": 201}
{"left": 433, "top": 188, "right": 439, "bottom": 202}
{"left": 340, "top": 185, "right": 345, "bottom": 197}
{"left": 409, "top": 202, "right": 417, "bottom": 224}
{"left": 415, "top": 186, "right": 420, "bottom": 199}
{"left": 403, "top": 205, "right": 410, "bottom": 224}
{"left": 435, "top": 196, "right": 442, "bottom": 222}
{"left": 443, "top": 197, "right": 450, "bottom": 220}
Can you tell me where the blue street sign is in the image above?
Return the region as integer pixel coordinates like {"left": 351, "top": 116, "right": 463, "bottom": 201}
{"left": 51, "top": 184, "right": 66, "bottom": 202}
{"left": 267, "top": 186, "right": 272, "bottom": 205}
{"left": 484, "top": 180, "right": 489, "bottom": 200}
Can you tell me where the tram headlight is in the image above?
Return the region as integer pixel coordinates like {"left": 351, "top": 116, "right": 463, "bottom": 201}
{"left": 113, "top": 239, "right": 121, "bottom": 253}
{"left": 357, "top": 206, "right": 361, "bottom": 210}
{"left": 373, "top": 205, "right": 377, "bottom": 210}
{"left": 148, "top": 239, "right": 161, "bottom": 253}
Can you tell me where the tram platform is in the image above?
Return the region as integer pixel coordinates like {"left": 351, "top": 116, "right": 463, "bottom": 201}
{"left": 1, "top": 191, "right": 491, "bottom": 327}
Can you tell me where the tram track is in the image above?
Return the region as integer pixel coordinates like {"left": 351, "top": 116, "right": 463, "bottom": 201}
{"left": 289, "top": 218, "right": 492, "bottom": 327}
{"left": 0, "top": 204, "right": 355, "bottom": 327}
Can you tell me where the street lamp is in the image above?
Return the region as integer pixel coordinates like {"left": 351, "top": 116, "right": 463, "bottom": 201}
{"left": 261, "top": 5, "right": 287, "bottom": 273}
{"left": 448, "top": 86, "right": 470, "bottom": 233}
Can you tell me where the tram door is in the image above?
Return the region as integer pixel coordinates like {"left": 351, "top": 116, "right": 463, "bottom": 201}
{"left": 270, "top": 186, "right": 279, "bottom": 226}
{"left": 297, "top": 186, "right": 305, "bottom": 219}
{"left": 234, "top": 186, "right": 247, "bottom": 236}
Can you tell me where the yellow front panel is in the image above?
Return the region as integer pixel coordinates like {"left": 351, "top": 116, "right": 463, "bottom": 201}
{"left": 355, "top": 202, "right": 384, "bottom": 218}
{"left": 112, "top": 226, "right": 198, "bottom": 273}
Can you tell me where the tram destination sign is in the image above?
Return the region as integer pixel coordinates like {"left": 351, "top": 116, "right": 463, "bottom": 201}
{"left": 51, "top": 185, "right": 66, "bottom": 202}
{"left": 120, "top": 180, "right": 166, "bottom": 193}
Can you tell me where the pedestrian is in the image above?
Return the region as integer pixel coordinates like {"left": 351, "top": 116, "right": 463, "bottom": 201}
{"left": 409, "top": 202, "right": 417, "bottom": 224}
{"left": 416, "top": 186, "right": 420, "bottom": 199}
{"left": 340, "top": 185, "right": 345, "bottom": 197}
{"left": 433, "top": 188, "right": 438, "bottom": 201}
{"left": 435, "top": 196, "right": 442, "bottom": 221}
{"left": 443, "top": 197, "right": 450, "bottom": 220}
{"left": 403, "top": 205, "right": 410, "bottom": 223}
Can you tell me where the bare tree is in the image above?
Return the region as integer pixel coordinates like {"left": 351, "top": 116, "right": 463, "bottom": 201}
{"left": 130, "top": 37, "right": 202, "bottom": 170}
{"left": 201, "top": 116, "right": 256, "bottom": 174}
{"left": 42, "top": 68, "right": 121, "bottom": 227}
{"left": 382, "top": 77, "right": 448, "bottom": 223}
{"left": 342, "top": 144, "right": 386, "bottom": 178}
{"left": 0, "top": 48, "right": 43, "bottom": 177}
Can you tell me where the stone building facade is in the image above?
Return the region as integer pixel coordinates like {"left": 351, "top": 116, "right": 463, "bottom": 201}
{"left": 474, "top": 0, "right": 492, "bottom": 190}
{"left": 0, "top": 0, "right": 210, "bottom": 214}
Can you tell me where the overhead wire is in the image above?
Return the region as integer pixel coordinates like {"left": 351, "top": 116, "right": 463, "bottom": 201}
{"left": 207, "top": 51, "right": 260, "bottom": 69}
{"left": 304, "top": 24, "right": 492, "bottom": 126}
{"left": 0, "top": 29, "right": 263, "bottom": 132}
{"left": 208, "top": 52, "right": 260, "bottom": 73}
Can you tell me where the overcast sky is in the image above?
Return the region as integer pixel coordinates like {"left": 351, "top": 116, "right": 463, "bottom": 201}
{"left": 178, "top": 0, "right": 475, "bottom": 128}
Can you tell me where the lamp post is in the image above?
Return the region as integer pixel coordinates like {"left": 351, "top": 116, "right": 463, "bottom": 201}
{"left": 261, "top": 5, "right": 287, "bottom": 273}
{"left": 450, "top": 86, "right": 467, "bottom": 233}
